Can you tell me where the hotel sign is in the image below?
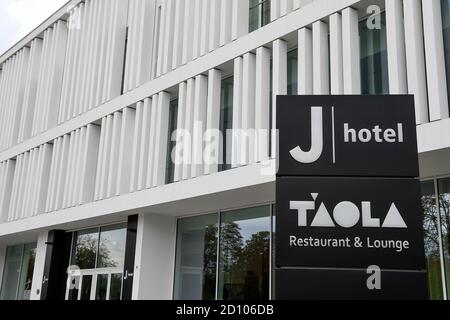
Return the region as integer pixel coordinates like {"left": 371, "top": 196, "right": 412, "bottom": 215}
{"left": 275, "top": 95, "right": 427, "bottom": 300}
{"left": 277, "top": 95, "right": 419, "bottom": 177}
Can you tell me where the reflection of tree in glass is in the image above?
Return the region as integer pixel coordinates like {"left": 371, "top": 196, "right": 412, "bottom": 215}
{"left": 422, "top": 194, "right": 441, "bottom": 258}
{"left": 98, "top": 238, "right": 119, "bottom": 268}
{"left": 220, "top": 221, "right": 270, "bottom": 300}
{"left": 75, "top": 234, "right": 115, "bottom": 269}
{"left": 438, "top": 193, "right": 450, "bottom": 259}
{"left": 202, "top": 225, "right": 218, "bottom": 300}
{"left": 220, "top": 223, "right": 244, "bottom": 269}
{"left": 422, "top": 191, "right": 446, "bottom": 300}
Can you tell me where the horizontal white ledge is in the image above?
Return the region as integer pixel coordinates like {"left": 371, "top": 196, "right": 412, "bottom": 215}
{"left": 417, "top": 118, "right": 450, "bottom": 153}
{"left": 0, "top": 160, "right": 276, "bottom": 238}
{"left": 0, "top": 0, "right": 360, "bottom": 163}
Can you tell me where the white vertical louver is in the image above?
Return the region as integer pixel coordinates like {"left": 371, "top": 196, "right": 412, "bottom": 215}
{"left": 7, "top": 144, "right": 53, "bottom": 221}
{"left": 45, "top": 124, "right": 100, "bottom": 213}
{"left": 59, "top": 0, "right": 129, "bottom": 124}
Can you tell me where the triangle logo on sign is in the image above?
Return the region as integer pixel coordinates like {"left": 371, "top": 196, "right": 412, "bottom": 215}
{"left": 382, "top": 203, "right": 408, "bottom": 229}
{"left": 311, "top": 203, "right": 335, "bottom": 227}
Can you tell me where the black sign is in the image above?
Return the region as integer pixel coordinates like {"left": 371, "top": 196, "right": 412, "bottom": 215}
{"left": 275, "top": 95, "right": 427, "bottom": 300}
{"left": 276, "top": 268, "right": 428, "bottom": 300}
{"left": 276, "top": 177, "right": 425, "bottom": 270}
{"left": 277, "top": 95, "right": 419, "bottom": 177}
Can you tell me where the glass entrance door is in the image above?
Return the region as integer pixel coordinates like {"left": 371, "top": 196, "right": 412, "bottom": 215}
{"left": 66, "top": 269, "right": 123, "bottom": 300}
{"left": 65, "top": 223, "right": 126, "bottom": 301}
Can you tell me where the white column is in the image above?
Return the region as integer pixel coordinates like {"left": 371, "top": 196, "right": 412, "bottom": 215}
{"left": 152, "top": 92, "right": 170, "bottom": 187}
{"left": 298, "top": 28, "right": 313, "bottom": 94}
{"left": 163, "top": 0, "right": 176, "bottom": 74}
{"left": 182, "top": 0, "right": 195, "bottom": 64}
{"left": 137, "top": 98, "right": 152, "bottom": 191}
{"left": 313, "top": 21, "right": 330, "bottom": 94}
{"left": 232, "top": 57, "right": 243, "bottom": 168}
{"left": 172, "top": 0, "right": 185, "bottom": 70}
{"left": 116, "top": 108, "right": 136, "bottom": 195}
{"left": 132, "top": 213, "right": 176, "bottom": 300}
{"left": 280, "top": 0, "right": 293, "bottom": 16}
{"left": 342, "top": 7, "right": 361, "bottom": 94}
{"left": 220, "top": 0, "right": 233, "bottom": 46}
{"left": 330, "top": 13, "right": 344, "bottom": 94}
{"left": 209, "top": 0, "right": 221, "bottom": 52}
{"left": 241, "top": 53, "right": 257, "bottom": 166}
{"left": 386, "top": 0, "right": 407, "bottom": 94}
{"left": 271, "top": 0, "right": 280, "bottom": 21}
{"left": 200, "top": 0, "right": 211, "bottom": 56}
{"left": 191, "top": 75, "right": 208, "bottom": 178}
{"left": 146, "top": 95, "right": 159, "bottom": 188}
{"left": 232, "top": 0, "right": 249, "bottom": 40}
{"left": 272, "top": 40, "right": 287, "bottom": 159}
{"left": 255, "top": 47, "right": 271, "bottom": 162}
{"left": 182, "top": 80, "right": 195, "bottom": 180}
{"left": 204, "top": 69, "right": 222, "bottom": 175}
{"left": 422, "top": 0, "right": 449, "bottom": 120}
{"left": 107, "top": 112, "right": 122, "bottom": 198}
{"left": 30, "top": 231, "right": 48, "bottom": 300}
{"left": 403, "top": 0, "right": 429, "bottom": 124}
{"left": 192, "top": 0, "right": 202, "bottom": 59}
{"left": 130, "top": 102, "right": 144, "bottom": 193}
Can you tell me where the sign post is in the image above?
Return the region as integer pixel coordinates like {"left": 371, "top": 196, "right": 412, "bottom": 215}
{"left": 275, "top": 95, "right": 428, "bottom": 300}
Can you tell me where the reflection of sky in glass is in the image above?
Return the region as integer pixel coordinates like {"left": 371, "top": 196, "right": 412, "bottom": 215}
{"left": 234, "top": 217, "right": 270, "bottom": 244}
{"left": 98, "top": 227, "right": 126, "bottom": 268}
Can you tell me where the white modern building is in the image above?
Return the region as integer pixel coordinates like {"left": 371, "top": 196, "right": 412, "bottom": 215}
{"left": 0, "top": 0, "right": 449, "bottom": 300}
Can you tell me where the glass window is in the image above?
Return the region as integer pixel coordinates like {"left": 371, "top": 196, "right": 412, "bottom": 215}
{"left": 166, "top": 99, "right": 179, "bottom": 184}
{"left": 97, "top": 224, "right": 127, "bottom": 269}
{"left": 0, "top": 243, "right": 36, "bottom": 300}
{"left": 249, "top": 0, "right": 271, "bottom": 32}
{"left": 174, "top": 214, "right": 219, "bottom": 300}
{"left": 70, "top": 224, "right": 126, "bottom": 270}
{"left": 109, "top": 273, "right": 123, "bottom": 300}
{"left": 287, "top": 49, "right": 298, "bottom": 95}
{"left": 218, "top": 206, "right": 271, "bottom": 300}
{"left": 220, "top": 77, "right": 234, "bottom": 172}
{"left": 438, "top": 178, "right": 450, "bottom": 297}
{"left": 80, "top": 275, "right": 93, "bottom": 301}
{"left": 359, "top": 12, "right": 389, "bottom": 94}
{"left": 442, "top": 0, "right": 450, "bottom": 113}
{"left": 96, "top": 274, "right": 108, "bottom": 300}
{"left": 421, "top": 181, "right": 444, "bottom": 300}
{"left": 70, "top": 228, "right": 99, "bottom": 270}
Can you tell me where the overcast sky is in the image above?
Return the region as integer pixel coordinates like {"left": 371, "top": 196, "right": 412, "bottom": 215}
{"left": 0, "top": 0, "right": 68, "bottom": 56}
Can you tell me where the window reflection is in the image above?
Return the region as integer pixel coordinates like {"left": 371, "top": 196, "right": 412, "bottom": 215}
{"left": 220, "top": 77, "right": 234, "bottom": 172}
{"left": 438, "top": 178, "right": 450, "bottom": 297}
{"left": 71, "top": 228, "right": 99, "bottom": 270}
{"left": 97, "top": 224, "right": 127, "bottom": 269}
{"left": 359, "top": 12, "right": 389, "bottom": 94}
{"left": 96, "top": 274, "right": 108, "bottom": 300}
{"left": 249, "top": 0, "right": 271, "bottom": 33}
{"left": 0, "top": 243, "right": 36, "bottom": 300}
{"left": 174, "top": 214, "right": 218, "bottom": 300}
{"left": 218, "top": 206, "right": 271, "bottom": 300}
{"left": 287, "top": 49, "right": 298, "bottom": 95}
{"left": 421, "top": 181, "right": 444, "bottom": 300}
{"left": 70, "top": 224, "right": 126, "bottom": 270}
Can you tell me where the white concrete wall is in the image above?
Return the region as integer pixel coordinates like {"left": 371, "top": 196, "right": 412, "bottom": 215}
{"left": 30, "top": 231, "right": 48, "bottom": 300}
{"left": 132, "top": 213, "right": 176, "bottom": 300}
